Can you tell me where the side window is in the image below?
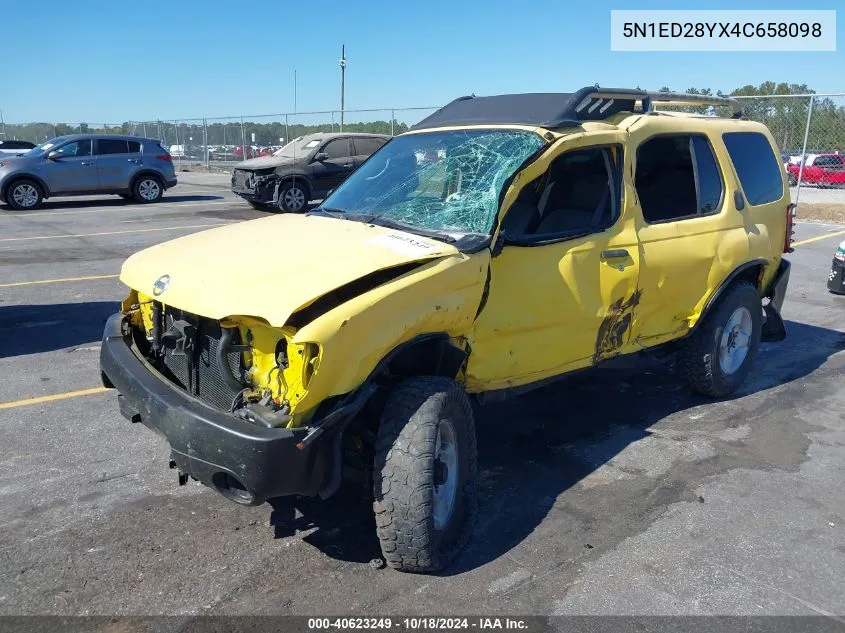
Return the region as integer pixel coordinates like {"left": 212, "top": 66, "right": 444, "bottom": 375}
{"left": 354, "top": 138, "right": 384, "bottom": 156}
{"left": 97, "top": 139, "right": 129, "bottom": 155}
{"left": 127, "top": 141, "right": 141, "bottom": 153}
{"left": 54, "top": 139, "right": 91, "bottom": 157}
{"left": 722, "top": 132, "right": 784, "bottom": 206}
{"left": 635, "top": 134, "right": 724, "bottom": 223}
{"left": 322, "top": 139, "right": 350, "bottom": 160}
{"left": 501, "top": 146, "right": 620, "bottom": 238}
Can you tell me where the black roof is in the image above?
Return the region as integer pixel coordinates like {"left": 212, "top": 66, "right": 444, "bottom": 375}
{"left": 411, "top": 87, "right": 742, "bottom": 131}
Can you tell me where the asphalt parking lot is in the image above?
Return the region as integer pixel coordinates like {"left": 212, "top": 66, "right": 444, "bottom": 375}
{"left": 0, "top": 176, "right": 843, "bottom": 617}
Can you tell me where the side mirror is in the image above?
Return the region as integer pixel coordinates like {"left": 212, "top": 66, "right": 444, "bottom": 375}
{"left": 313, "top": 152, "right": 329, "bottom": 162}
{"left": 46, "top": 150, "right": 61, "bottom": 160}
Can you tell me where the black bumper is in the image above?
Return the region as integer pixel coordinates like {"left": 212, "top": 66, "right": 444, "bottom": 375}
{"left": 99, "top": 313, "right": 331, "bottom": 503}
{"left": 165, "top": 178, "right": 178, "bottom": 189}
{"left": 828, "top": 257, "right": 845, "bottom": 295}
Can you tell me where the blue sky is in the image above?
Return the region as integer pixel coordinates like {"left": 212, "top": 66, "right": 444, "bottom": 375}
{"left": 2, "top": 0, "right": 842, "bottom": 123}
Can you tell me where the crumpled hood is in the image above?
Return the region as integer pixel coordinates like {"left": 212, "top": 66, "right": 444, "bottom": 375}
{"left": 234, "top": 155, "right": 297, "bottom": 170}
{"left": 120, "top": 214, "right": 459, "bottom": 326}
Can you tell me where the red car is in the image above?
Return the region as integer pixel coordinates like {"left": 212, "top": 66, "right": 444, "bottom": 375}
{"left": 787, "top": 154, "right": 845, "bottom": 187}
{"left": 233, "top": 145, "right": 258, "bottom": 160}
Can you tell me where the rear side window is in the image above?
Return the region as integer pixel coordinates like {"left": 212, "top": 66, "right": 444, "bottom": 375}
{"left": 127, "top": 141, "right": 141, "bottom": 153}
{"left": 722, "top": 132, "right": 784, "bottom": 205}
{"left": 354, "top": 138, "right": 384, "bottom": 156}
{"left": 635, "top": 134, "right": 724, "bottom": 223}
{"left": 97, "top": 139, "right": 129, "bottom": 155}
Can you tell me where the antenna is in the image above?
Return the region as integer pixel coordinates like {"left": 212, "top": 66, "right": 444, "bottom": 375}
{"left": 339, "top": 44, "right": 346, "bottom": 132}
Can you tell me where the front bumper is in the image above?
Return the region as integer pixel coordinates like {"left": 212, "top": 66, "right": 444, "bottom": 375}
{"left": 99, "top": 313, "right": 331, "bottom": 503}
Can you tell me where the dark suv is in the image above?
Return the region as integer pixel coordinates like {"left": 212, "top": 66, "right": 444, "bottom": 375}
{"left": 0, "top": 134, "right": 177, "bottom": 210}
{"left": 231, "top": 132, "right": 389, "bottom": 211}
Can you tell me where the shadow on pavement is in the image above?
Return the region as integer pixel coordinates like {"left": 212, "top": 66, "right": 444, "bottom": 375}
{"left": 271, "top": 319, "right": 845, "bottom": 574}
{"left": 0, "top": 301, "right": 117, "bottom": 358}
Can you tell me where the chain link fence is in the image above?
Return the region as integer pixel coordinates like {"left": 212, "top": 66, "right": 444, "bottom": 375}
{"left": 0, "top": 107, "right": 440, "bottom": 171}
{"left": 2, "top": 97, "right": 843, "bottom": 202}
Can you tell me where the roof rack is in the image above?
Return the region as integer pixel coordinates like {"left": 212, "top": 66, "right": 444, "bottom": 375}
{"left": 644, "top": 90, "right": 742, "bottom": 117}
{"left": 410, "top": 87, "right": 743, "bottom": 131}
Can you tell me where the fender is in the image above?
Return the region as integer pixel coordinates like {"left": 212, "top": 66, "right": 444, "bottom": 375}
{"left": 1, "top": 172, "right": 52, "bottom": 200}
{"left": 685, "top": 258, "right": 770, "bottom": 338}
{"left": 302, "top": 332, "right": 468, "bottom": 498}
{"left": 129, "top": 170, "right": 166, "bottom": 190}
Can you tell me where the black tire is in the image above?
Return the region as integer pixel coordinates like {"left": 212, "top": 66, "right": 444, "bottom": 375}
{"left": 6, "top": 179, "right": 43, "bottom": 210}
{"left": 277, "top": 180, "right": 309, "bottom": 212}
{"left": 677, "top": 281, "right": 762, "bottom": 398}
{"left": 373, "top": 376, "right": 477, "bottom": 573}
{"left": 132, "top": 175, "right": 164, "bottom": 203}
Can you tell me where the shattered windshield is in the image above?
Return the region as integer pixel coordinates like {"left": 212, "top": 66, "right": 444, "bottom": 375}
{"left": 320, "top": 129, "right": 545, "bottom": 235}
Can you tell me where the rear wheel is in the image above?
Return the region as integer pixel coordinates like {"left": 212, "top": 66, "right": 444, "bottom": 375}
{"left": 373, "top": 377, "right": 477, "bottom": 573}
{"left": 132, "top": 175, "right": 163, "bottom": 203}
{"left": 678, "top": 281, "right": 762, "bottom": 397}
{"left": 277, "top": 180, "right": 308, "bottom": 212}
{"left": 6, "top": 179, "right": 43, "bottom": 210}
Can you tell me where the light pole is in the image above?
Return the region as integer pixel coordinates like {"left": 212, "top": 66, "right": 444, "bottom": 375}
{"left": 339, "top": 44, "right": 346, "bottom": 131}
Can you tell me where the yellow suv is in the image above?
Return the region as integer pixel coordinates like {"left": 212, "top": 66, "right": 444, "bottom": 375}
{"left": 100, "top": 87, "right": 793, "bottom": 573}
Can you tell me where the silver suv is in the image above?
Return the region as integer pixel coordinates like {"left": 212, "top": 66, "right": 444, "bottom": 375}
{"left": 0, "top": 134, "right": 177, "bottom": 210}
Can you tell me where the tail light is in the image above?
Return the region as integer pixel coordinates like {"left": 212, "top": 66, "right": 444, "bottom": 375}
{"left": 784, "top": 202, "right": 796, "bottom": 253}
{"left": 156, "top": 154, "right": 172, "bottom": 162}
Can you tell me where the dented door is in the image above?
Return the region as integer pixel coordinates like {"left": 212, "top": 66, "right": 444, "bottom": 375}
{"left": 466, "top": 133, "right": 641, "bottom": 393}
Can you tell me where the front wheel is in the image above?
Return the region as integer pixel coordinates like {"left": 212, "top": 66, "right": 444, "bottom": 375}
{"left": 677, "top": 281, "right": 762, "bottom": 397}
{"left": 132, "top": 175, "right": 163, "bottom": 203}
{"left": 6, "top": 179, "right": 43, "bottom": 210}
{"left": 373, "top": 377, "right": 477, "bottom": 573}
{"left": 277, "top": 181, "right": 308, "bottom": 212}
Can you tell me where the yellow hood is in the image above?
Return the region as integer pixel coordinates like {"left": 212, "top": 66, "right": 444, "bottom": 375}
{"left": 120, "top": 214, "right": 459, "bottom": 326}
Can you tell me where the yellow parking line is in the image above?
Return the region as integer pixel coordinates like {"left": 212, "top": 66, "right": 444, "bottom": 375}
{"left": 792, "top": 228, "right": 845, "bottom": 247}
{"left": 0, "top": 386, "right": 111, "bottom": 410}
{"left": 0, "top": 274, "right": 119, "bottom": 288}
{"left": 0, "top": 222, "right": 227, "bottom": 243}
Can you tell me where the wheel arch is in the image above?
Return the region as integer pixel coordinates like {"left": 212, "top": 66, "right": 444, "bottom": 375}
{"left": 2, "top": 173, "right": 51, "bottom": 201}
{"left": 129, "top": 170, "right": 165, "bottom": 191}
{"left": 688, "top": 258, "right": 769, "bottom": 338}
{"left": 274, "top": 172, "right": 313, "bottom": 197}
{"left": 310, "top": 333, "right": 469, "bottom": 499}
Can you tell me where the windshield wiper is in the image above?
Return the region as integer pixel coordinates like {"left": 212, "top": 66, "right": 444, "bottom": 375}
{"left": 366, "top": 217, "right": 457, "bottom": 244}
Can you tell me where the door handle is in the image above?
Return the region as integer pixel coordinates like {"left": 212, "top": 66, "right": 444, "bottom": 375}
{"left": 80, "top": 161, "right": 94, "bottom": 166}
{"left": 601, "top": 249, "right": 629, "bottom": 259}
{"left": 342, "top": 163, "right": 353, "bottom": 169}
{"left": 127, "top": 158, "right": 141, "bottom": 164}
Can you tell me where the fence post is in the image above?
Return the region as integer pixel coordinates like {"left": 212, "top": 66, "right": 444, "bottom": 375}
{"left": 173, "top": 121, "right": 181, "bottom": 170}
{"left": 203, "top": 118, "right": 209, "bottom": 171}
{"left": 795, "top": 95, "right": 815, "bottom": 208}
{"left": 285, "top": 114, "right": 289, "bottom": 146}
{"left": 143, "top": 122, "right": 147, "bottom": 138}
{"left": 241, "top": 117, "right": 246, "bottom": 161}
{"left": 391, "top": 109, "right": 395, "bottom": 136}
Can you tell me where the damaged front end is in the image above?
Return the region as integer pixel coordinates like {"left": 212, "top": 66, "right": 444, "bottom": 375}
{"left": 232, "top": 168, "right": 279, "bottom": 204}
{"left": 100, "top": 290, "right": 369, "bottom": 505}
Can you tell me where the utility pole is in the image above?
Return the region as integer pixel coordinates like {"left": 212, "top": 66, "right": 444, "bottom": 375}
{"left": 339, "top": 44, "right": 346, "bottom": 131}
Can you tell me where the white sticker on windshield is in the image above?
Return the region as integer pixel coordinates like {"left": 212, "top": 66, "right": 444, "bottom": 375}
{"left": 369, "top": 232, "right": 437, "bottom": 256}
